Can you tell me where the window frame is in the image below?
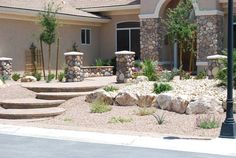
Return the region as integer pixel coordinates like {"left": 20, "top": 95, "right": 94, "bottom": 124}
{"left": 81, "top": 28, "right": 91, "bottom": 45}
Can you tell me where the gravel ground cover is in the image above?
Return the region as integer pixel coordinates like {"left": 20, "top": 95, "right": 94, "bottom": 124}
{"left": 0, "top": 78, "right": 234, "bottom": 138}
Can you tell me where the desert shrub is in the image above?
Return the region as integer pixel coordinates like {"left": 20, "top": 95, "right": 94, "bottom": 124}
{"left": 108, "top": 116, "right": 132, "bottom": 124}
{"left": 0, "top": 75, "right": 8, "bottom": 84}
{"left": 33, "top": 71, "right": 42, "bottom": 81}
{"left": 153, "top": 83, "right": 172, "bottom": 94}
{"left": 95, "top": 58, "right": 111, "bottom": 66}
{"left": 195, "top": 71, "right": 207, "bottom": 80}
{"left": 46, "top": 73, "right": 55, "bottom": 83}
{"left": 152, "top": 113, "right": 166, "bottom": 125}
{"left": 103, "top": 85, "right": 118, "bottom": 92}
{"left": 12, "top": 73, "right": 21, "bottom": 81}
{"left": 90, "top": 100, "right": 112, "bottom": 113}
{"left": 143, "top": 60, "right": 158, "bottom": 81}
{"left": 196, "top": 115, "right": 220, "bottom": 129}
{"left": 136, "top": 108, "right": 156, "bottom": 116}
{"left": 58, "top": 72, "right": 65, "bottom": 82}
{"left": 134, "top": 60, "right": 143, "bottom": 70}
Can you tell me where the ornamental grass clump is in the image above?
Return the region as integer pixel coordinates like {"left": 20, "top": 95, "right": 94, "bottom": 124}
{"left": 152, "top": 113, "right": 166, "bottom": 125}
{"left": 136, "top": 107, "right": 156, "bottom": 116}
{"left": 196, "top": 115, "right": 221, "bottom": 129}
{"left": 90, "top": 100, "right": 112, "bottom": 113}
{"left": 103, "top": 85, "right": 118, "bottom": 92}
{"left": 143, "top": 60, "right": 158, "bottom": 81}
{"left": 153, "top": 83, "right": 172, "bottom": 94}
{"left": 108, "top": 116, "right": 132, "bottom": 124}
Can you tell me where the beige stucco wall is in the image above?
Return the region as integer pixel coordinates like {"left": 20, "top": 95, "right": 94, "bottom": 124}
{"left": 0, "top": 18, "right": 100, "bottom": 72}
{"left": 99, "top": 14, "right": 139, "bottom": 60}
{"left": 197, "top": 0, "right": 219, "bottom": 10}
{"left": 140, "top": 0, "right": 159, "bottom": 14}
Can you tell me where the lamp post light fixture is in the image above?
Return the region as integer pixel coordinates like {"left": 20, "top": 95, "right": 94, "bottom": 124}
{"left": 220, "top": 0, "right": 236, "bottom": 139}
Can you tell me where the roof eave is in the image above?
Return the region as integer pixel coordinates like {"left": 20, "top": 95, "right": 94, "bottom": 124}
{"left": 80, "top": 4, "right": 141, "bottom": 12}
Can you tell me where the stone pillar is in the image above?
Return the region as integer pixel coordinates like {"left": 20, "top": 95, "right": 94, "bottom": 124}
{"left": 64, "top": 52, "right": 84, "bottom": 82}
{"left": 0, "top": 57, "right": 13, "bottom": 79}
{"left": 140, "top": 18, "right": 165, "bottom": 61}
{"left": 115, "top": 51, "right": 135, "bottom": 83}
{"left": 196, "top": 15, "right": 224, "bottom": 71}
{"left": 207, "top": 55, "right": 227, "bottom": 79}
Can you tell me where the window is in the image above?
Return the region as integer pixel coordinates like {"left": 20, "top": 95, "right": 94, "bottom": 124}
{"left": 81, "top": 29, "right": 91, "bottom": 45}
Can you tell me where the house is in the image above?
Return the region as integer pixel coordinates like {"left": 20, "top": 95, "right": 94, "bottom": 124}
{"left": 0, "top": 0, "right": 230, "bottom": 73}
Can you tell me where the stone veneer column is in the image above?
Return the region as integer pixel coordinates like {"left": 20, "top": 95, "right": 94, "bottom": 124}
{"left": 115, "top": 51, "right": 135, "bottom": 83}
{"left": 64, "top": 52, "right": 84, "bottom": 82}
{"left": 0, "top": 57, "right": 13, "bottom": 79}
{"left": 197, "top": 15, "right": 224, "bottom": 69}
{"left": 140, "top": 18, "right": 165, "bottom": 61}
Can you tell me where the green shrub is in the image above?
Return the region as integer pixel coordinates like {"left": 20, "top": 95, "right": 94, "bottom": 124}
{"left": 136, "top": 108, "right": 156, "bottom": 116}
{"left": 12, "top": 73, "right": 21, "bottom": 81}
{"left": 0, "top": 75, "right": 8, "bottom": 84}
{"left": 58, "top": 72, "right": 65, "bottom": 82}
{"left": 196, "top": 115, "right": 220, "bottom": 129}
{"left": 103, "top": 86, "right": 118, "bottom": 92}
{"left": 90, "top": 100, "right": 112, "bottom": 113}
{"left": 95, "top": 58, "right": 111, "bottom": 66}
{"left": 152, "top": 113, "right": 166, "bottom": 125}
{"left": 46, "top": 73, "right": 55, "bottom": 83}
{"left": 143, "top": 60, "right": 158, "bottom": 81}
{"left": 153, "top": 83, "right": 172, "bottom": 94}
{"left": 33, "top": 71, "right": 42, "bottom": 81}
{"left": 134, "top": 60, "right": 143, "bottom": 69}
{"left": 195, "top": 71, "right": 207, "bottom": 80}
{"left": 108, "top": 116, "right": 132, "bottom": 124}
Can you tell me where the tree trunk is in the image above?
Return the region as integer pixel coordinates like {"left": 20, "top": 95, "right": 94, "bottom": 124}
{"left": 56, "top": 38, "right": 60, "bottom": 79}
{"left": 48, "top": 44, "right": 51, "bottom": 74}
{"left": 40, "top": 39, "right": 46, "bottom": 79}
{"left": 179, "top": 42, "right": 183, "bottom": 68}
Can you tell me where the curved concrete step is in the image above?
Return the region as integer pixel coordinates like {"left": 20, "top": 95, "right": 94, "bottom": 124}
{"left": 24, "top": 86, "right": 102, "bottom": 93}
{"left": 0, "top": 98, "right": 65, "bottom": 109}
{"left": 36, "top": 92, "right": 91, "bottom": 100}
{"left": 0, "top": 107, "right": 65, "bottom": 119}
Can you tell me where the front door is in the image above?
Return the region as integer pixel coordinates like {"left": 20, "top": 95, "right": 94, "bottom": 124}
{"left": 117, "top": 22, "right": 140, "bottom": 60}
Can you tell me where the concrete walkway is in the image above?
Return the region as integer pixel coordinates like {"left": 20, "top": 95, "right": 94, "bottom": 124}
{"left": 0, "top": 124, "right": 235, "bottom": 157}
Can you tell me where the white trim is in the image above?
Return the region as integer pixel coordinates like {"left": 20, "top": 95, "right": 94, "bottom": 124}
{"left": 80, "top": 5, "right": 141, "bottom": 12}
{"left": 81, "top": 28, "right": 91, "bottom": 45}
{"left": 64, "top": 52, "right": 84, "bottom": 56}
{"left": 115, "top": 51, "right": 135, "bottom": 55}
{"left": 0, "top": 57, "right": 12, "bottom": 61}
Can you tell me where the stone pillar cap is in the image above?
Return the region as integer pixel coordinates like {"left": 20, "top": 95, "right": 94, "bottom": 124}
{"left": 64, "top": 52, "right": 84, "bottom": 56}
{"left": 0, "top": 57, "right": 13, "bottom": 61}
{"left": 207, "top": 55, "right": 227, "bottom": 60}
{"left": 115, "top": 51, "right": 135, "bottom": 55}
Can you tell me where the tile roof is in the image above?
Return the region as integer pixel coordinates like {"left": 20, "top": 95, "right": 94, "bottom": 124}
{"left": 0, "top": 0, "right": 104, "bottom": 19}
{"left": 68, "top": 0, "right": 140, "bottom": 9}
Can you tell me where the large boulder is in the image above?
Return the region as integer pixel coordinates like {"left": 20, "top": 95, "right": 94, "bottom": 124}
{"left": 186, "top": 96, "right": 224, "bottom": 115}
{"left": 156, "top": 93, "right": 189, "bottom": 114}
{"left": 136, "top": 93, "right": 157, "bottom": 107}
{"left": 21, "top": 76, "right": 37, "bottom": 82}
{"left": 115, "top": 92, "right": 138, "bottom": 106}
{"left": 135, "top": 76, "right": 149, "bottom": 83}
{"left": 85, "top": 90, "right": 115, "bottom": 105}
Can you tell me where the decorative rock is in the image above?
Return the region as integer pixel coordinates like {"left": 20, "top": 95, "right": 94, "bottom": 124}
{"left": 186, "top": 96, "right": 224, "bottom": 115}
{"left": 136, "top": 93, "right": 157, "bottom": 107}
{"left": 0, "top": 57, "right": 13, "bottom": 78}
{"left": 82, "top": 66, "right": 114, "bottom": 78}
{"left": 115, "top": 92, "right": 138, "bottom": 106}
{"left": 135, "top": 76, "right": 149, "bottom": 83}
{"left": 0, "top": 79, "right": 3, "bottom": 87}
{"left": 85, "top": 90, "right": 115, "bottom": 105}
{"left": 21, "top": 76, "right": 37, "bottom": 82}
{"left": 156, "top": 93, "right": 189, "bottom": 114}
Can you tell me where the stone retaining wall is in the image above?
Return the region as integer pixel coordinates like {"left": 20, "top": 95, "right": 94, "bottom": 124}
{"left": 0, "top": 57, "right": 13, "bottom": 78}
{"left": 82, "top": 66, "right": 114, "bottom": 78}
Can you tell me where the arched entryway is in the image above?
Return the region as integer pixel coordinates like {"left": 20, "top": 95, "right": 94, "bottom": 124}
{"left": 116, "top": 22, "right": 140, "bottom": 60}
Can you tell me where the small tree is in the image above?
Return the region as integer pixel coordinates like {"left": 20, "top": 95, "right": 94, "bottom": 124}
{"left": 165, "top": 0, "right": 197, "bottom": 72}
{"left": 39, "top": 1, "right": 63, "bottom": 76}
